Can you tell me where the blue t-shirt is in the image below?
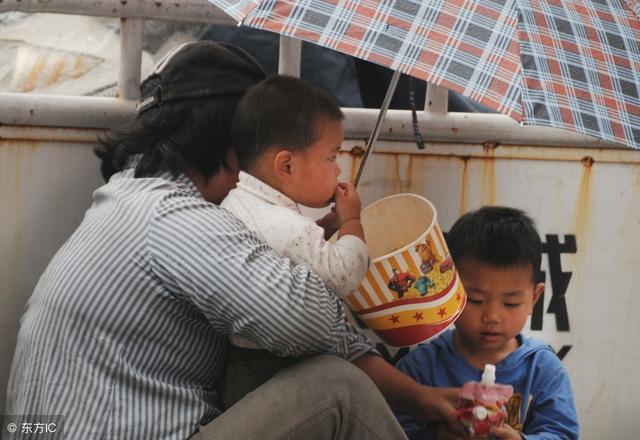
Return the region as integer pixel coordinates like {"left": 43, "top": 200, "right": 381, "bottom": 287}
{"left": 396, "top": 330, "right": 579, "bottom": 440}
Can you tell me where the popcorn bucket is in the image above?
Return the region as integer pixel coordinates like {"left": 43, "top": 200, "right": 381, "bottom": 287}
{"left": 343, "top": 193, "right": 466, "bottom": 347}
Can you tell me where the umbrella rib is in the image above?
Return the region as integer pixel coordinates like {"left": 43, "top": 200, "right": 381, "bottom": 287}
{"left": 354, "top": 70, "right": 402, "bottom": 189}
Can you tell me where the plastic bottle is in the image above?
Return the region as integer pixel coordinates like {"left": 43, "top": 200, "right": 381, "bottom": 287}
{"left": 454, "top": 364, "right": 513, "bottom": 438}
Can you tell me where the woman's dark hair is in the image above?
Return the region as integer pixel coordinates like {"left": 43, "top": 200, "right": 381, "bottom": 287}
{"left": 231, "top": 74, "right": 344, "bottom": 170}
{"left": 96, "top": 41, "right": 267, "bottom": 182}
{"left": 96, "top": 76, "right": 240, "bottom": 182}
{"left": 446, "top": 206, "right": 542, "bottom": 281}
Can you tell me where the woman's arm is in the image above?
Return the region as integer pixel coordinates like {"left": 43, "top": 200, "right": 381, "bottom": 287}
{"left": 148, "top": 198, "right": 374, "bottom": 360}
{"left": 353, "top": 354, "right": 464, "bottom": 431}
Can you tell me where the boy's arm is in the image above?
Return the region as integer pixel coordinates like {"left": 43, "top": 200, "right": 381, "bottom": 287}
{"left": 518, "top": 361, "right": 579, "bottom": 440}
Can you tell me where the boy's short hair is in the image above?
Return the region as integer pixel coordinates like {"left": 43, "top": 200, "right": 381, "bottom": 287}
{"left": 231, "top": 74, "right": 344, "bottom": 170}
{"left": 446, "top": 206, "right": 542, "bottom": 280}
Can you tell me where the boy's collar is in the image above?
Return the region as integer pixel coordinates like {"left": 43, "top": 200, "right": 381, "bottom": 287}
{"left": 449, "top": 329, "right": 527, "bottom": 369}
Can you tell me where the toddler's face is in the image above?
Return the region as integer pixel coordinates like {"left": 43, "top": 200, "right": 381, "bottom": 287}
{"left": 289, "top": 118, "right": 343, "bottom": 208}
{"left": 454, "top": 257, "right": 543, "bottom": 361}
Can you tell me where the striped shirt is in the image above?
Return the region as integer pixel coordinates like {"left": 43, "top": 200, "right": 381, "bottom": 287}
{"left": 6, "top": 167, "right": 374, "bottom": 439}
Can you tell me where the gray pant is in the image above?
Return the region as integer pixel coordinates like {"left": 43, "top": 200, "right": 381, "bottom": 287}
{"left": 194, "top": 355, "right": 409, "bottom": 440}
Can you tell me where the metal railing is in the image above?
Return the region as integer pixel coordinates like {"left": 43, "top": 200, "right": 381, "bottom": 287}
{"left": 0, "top": 0, "right": 615, "bottom": 148}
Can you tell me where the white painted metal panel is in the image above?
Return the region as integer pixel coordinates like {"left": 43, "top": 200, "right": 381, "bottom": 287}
{"left": 0, "top": 128, "right": 104, "bottom": 415}
{"left": 339, "top": 139, "right": 640, "bottom": 440}
{"left": 1, "top": 133, "right": 638, "bottom": 437}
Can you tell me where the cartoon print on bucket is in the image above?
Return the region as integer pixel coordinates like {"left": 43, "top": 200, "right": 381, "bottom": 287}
{"left": 342, "top": 193, "right": 466, "bottom": 347}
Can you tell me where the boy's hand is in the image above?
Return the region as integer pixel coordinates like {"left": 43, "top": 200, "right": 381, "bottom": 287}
{"left": 490, "top": 424, "right": 522, "bottom": 439}
{"left": 334, "top": 182, "right": 361, "bottom": 226}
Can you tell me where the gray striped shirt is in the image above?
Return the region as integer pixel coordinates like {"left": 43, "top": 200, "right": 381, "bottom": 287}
{"left": 6, "top": 168, "right": 374, "bottom": 439}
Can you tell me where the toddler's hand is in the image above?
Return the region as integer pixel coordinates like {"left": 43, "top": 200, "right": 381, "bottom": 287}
{"left": 333, "top": 182, "right": 361, "bottom": 226}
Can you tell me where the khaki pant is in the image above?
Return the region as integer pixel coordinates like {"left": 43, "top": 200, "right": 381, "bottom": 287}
{"left": 193, "top": 355, "right": 408, "bottom": 440}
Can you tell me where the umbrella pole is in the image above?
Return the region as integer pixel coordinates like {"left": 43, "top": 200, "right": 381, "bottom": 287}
{"left": 353, "top": 70, "right": 401, "bottom": 189}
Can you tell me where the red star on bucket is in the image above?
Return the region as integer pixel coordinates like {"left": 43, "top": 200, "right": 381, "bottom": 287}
{"left": 438, "top": 307, "right": 447, "bottom": 317}
{"left": 413, "top": 312, "right": 424, "bottom": 322}
{"left": 389, "top": 315, "right": 400, "bottom": 325}
{"left": 456, "top": 293, "right": 462, "bottom": 302}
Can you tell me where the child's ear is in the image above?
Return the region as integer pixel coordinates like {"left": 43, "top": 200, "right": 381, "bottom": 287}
{"left": 273, "top": 150, "right": 294, "bottom": 180}
{"left": 531, "top": 282, "right": 545, "bottom": 309}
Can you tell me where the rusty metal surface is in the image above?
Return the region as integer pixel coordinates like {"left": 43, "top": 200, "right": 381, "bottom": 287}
{"left": 0, "top": 131, "right": 639, "bottom": 437}
{"left": 0, "top": 133, "right": 105, "bottom": 415}
{"left": 336, "top": 139, "right": 640, "bottom": 439}
{"left": 0, "top": 93, "right": 137, "bottom": 128}
{"left": 0, "top": 125, "right": 103, "bottom": 142}
{"left": 342, "top": 139, "right": 640, "bottom": 165}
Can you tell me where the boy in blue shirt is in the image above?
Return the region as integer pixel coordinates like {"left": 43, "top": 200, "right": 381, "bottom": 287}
{"left": 396, "top": 206, "right": 579, "bottom": 439}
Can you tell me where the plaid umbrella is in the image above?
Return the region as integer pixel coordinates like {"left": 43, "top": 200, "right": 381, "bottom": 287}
{"left": 210, "top": 0, "right": 640, "bottom": 150}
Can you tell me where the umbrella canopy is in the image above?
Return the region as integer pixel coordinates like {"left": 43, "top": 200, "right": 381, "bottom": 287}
{"left": 210, "top": 0, "right": 640, "bottom": 150}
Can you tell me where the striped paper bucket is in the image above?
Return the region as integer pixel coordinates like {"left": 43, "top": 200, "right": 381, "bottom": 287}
{"left": 344, "top": 193, "right": 466, "bottom": 347}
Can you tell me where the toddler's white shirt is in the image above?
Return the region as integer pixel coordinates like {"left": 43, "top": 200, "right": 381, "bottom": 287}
{"left": 222, "top": 171, "right": 369, "bottom": 296}
{"left": 221, "top": 172, "right": 369, "bottom": 349}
